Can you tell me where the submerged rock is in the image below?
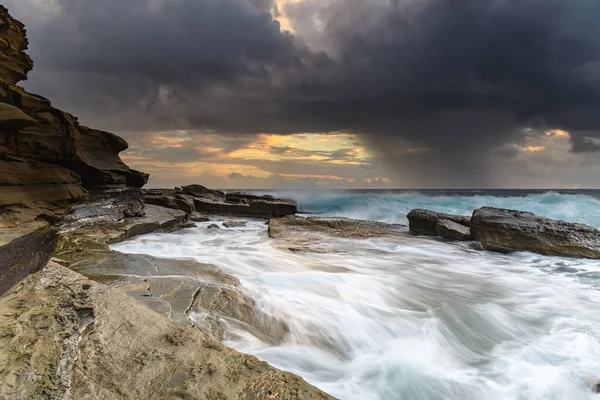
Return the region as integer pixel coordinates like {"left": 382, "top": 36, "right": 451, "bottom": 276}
{"left": 0, "top": 262, "right": 334, "bottom": 400}
{"left": 207, "top": 223, "right": 221, "bottom": 229}
{"left": 436, "top": 219, "right": 472, "bottom": 241}
{"left": 223, "top": 220, "right": 248, "bottom": 228}
{"left": 471, "top": 207, "right": 600, "bottom": 259}
{"left": 407, "top": 209, "right": 471, "bottom": 236}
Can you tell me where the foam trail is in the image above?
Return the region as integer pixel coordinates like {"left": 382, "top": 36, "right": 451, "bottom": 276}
{"left": 113, "top": 206, "right": 600, "bottom": 399}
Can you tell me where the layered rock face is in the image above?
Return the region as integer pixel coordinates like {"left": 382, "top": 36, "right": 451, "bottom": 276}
{"left": 471, "top": 207, "right": 600, "bottom": 259}
{"left": 0, "top": 6, "right": 148, "bottom": 219}
{"left": 0, "top": 6, "right": 148, "bottom": 294}
{"left": 144, "top": 185, "right": 297, "bottom": 219}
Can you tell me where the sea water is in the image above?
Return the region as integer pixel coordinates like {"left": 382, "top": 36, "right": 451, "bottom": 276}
{"left": 112, "top": 190, "right": 600, "bottom": 399}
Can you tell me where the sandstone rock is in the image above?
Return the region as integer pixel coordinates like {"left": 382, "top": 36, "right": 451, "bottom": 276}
{"left": 0, "top": 262, "right": 335, "bottom": 399}
{"left": 407, "top": 208, "right": 471, "bottom": 236}
{"left": 0, "top": 6, "right": 148, "bottom": 199}
{"left": 0, "top": 157, "right": 86, "bottom": 207}
{"left": 58, "top": 205, "right": 190, "bottom": 259}
{"left": 0, "top": 203, "right": 71, "bottom": 228}
{"left": 223, "top": 220, "right": 248, "bottom": 228}
{"left": 436, "top": 219, "right": 472, "bottom": 241}
{"left": 269, "top": 215, "right": 406, "bottom": 244}
{"left": 0, "top": 6, "right": 33, "bottom": 85}
{"left": 0, "top": 102, "right": 36, "bottom": 131}
{"left": 0, "top": 220, "right": 55, "bottom": 296}
{"left": 471, "top": 207, "right": 600, "bottom": 258}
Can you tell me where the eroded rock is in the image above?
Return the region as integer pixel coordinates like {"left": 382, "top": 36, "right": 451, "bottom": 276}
{"left": 0, "top": 262, "right": 335, "bottom": 400}
{"left": 471, "top": 207, "right": 600, "bottom": 258}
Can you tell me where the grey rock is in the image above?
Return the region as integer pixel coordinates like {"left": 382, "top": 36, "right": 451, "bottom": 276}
{"left": 223, "top": 220, "right": 248, "bottom": 228}
{"left": 471, "top": 207, "right": 600, "bottom": 259}
{"left": 207, "top": 224, "right": 220, "bottom": 229}
{"left": 436, "top": 219, "right": 472, "bottom": 241}
{"left": 407, "top": 209, "right": 470, "bottom": 236}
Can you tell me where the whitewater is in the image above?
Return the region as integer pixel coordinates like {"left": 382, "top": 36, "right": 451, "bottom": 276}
{"left": 112, "top": 190, "right": 600, "bottom": 399}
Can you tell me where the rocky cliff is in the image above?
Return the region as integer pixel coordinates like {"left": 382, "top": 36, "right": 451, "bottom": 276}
{"left": 0, "top": 5, "right": 148, "bottom": 227}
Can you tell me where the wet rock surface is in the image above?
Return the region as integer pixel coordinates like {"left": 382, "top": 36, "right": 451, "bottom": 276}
{"left": 436, "top": 219, "right": 472, "bottom": 241}
{"left": 223, "top": 220, "right": 248, "bottom": 228}
{"left": 407, "top": 208, "right": 471, "bottom": 236}
{"left": 471, "top": 207, "right": 600, "bottom": 259}
{"left": 0, "top": 262, "right": 334, "bottom": 400}
{"left": 269, "top": 215, "right": 406, "bottom": 244}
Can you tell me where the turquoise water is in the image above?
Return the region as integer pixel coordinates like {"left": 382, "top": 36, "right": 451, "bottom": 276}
{"left": 258, "top": 190, "right": 600, "bottom": 227}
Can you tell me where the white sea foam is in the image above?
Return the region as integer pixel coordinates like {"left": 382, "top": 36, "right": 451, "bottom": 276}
{"left": 112, "top": 215, "right": 600, "bottom": 400}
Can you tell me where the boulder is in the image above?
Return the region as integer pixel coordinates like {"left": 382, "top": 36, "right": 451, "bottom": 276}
{"left": 174, "top": 194, "right": 195, "bottom": 214}
{"left": 223, "top": 220, "right": 248, "bottom": 228}
{"left": 207, "top": 224, "right": 220, "bottom": 229}
{"left": 0, "top": 220, "right": 56, "bottom": 296}
{"left": 0, "top": 262, "right": 334, "bottom": 400}
{"left": 407, "top": 208, "right": 471, "bottom": 236}
{"left": 471, "top": 207, "right": 600, "bottom": 259}
{"left": 436, "top": 219, "right": 472, "bottom": 241}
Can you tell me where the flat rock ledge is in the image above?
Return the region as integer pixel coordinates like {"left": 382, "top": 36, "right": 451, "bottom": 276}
{"left": 144, "top": 185, "right": 297, "bottom": 219}
{"left": 269, "top": 215, "right": 407, "bottom": 245}
{"left": 0, "top": 262, "right": 334, "bottom": 400}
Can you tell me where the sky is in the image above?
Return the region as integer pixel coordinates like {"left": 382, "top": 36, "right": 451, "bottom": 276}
{"left": 5, "top": 0, "right": 600, "bottom": 189}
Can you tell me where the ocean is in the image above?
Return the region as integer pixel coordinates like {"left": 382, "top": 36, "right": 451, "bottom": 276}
{"left": 112, "top": 190, "right": 600, "bottom": 399}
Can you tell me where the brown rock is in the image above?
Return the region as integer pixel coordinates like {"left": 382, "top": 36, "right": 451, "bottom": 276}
{"left": 0, "top": 102, "right": 36, "bottom": 132}
{"left": 0, "top": 220, "right": 56, "bottom": 296}
{"left": 471, "top": 207, "right": 600, "bottom": 259}
{"left": 0, "top": 157, "right": 86, "bottom": 207}
{"left": 0, "top": 6, "right": 33, "bottom": 85}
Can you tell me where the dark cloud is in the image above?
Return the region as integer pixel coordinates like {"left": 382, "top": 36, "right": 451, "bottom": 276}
{"left": 6, "top": 0, "right": 600, "bottom": 185}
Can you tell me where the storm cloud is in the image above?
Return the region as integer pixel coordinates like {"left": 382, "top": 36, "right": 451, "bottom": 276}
{"left": 6, "top": 0, "right": 600, "bottom": 185}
